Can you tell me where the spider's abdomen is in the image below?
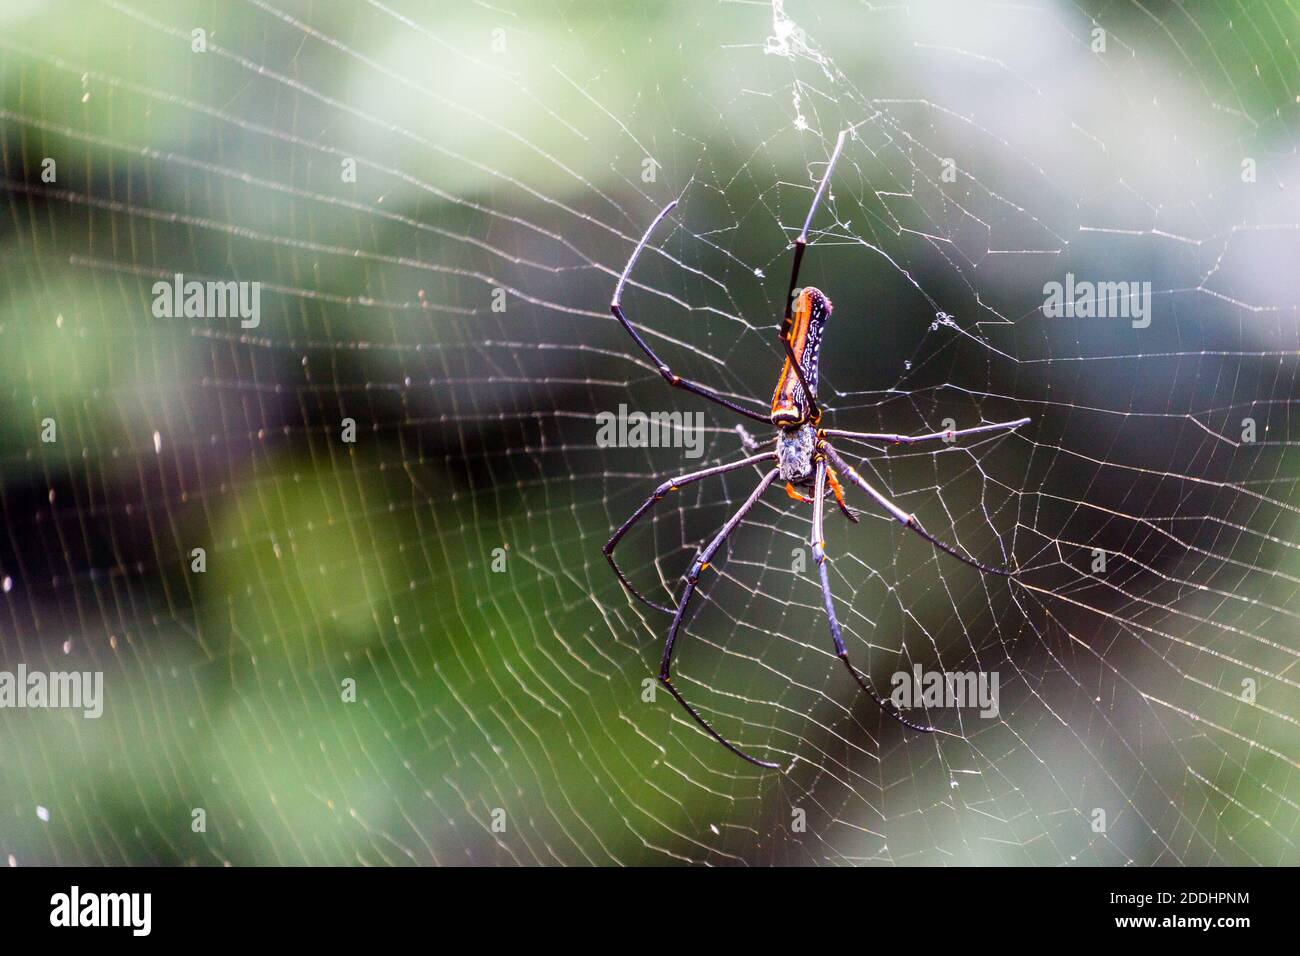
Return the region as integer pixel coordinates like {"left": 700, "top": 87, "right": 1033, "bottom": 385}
{"left": 771, "top": 287, "right": 832, "bottom": 427}
{"left": 777, "top": 424, "right": 817, "bottom": 483}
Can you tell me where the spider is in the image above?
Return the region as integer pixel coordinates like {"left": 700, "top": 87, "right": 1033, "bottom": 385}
{"left": 604, "top": 129, "right": 1030, "bottom": 769}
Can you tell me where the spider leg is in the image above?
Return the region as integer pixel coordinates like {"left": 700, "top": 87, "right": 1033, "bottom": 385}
{"left": 778, "top": 128, "right": 850, "bottom": 424}
{"left": 823, "top": 417, "right": 1032, "bottom": 447}
{"left": 604, "top": 451, "right": 777, "bottom": 614}
{"left": 734, "top": 423, "right": 765, "bottom": 452}
{"left": 811, "top": 459, "right": 934, "bottom": 733}
{"left": 785, "top": 483, "right": 813, "bottom": 503}
{"left": 825, "top": 466, "right": 859, "bottom": 523}
{"left": 659, "top": 467, "right": 782, "bottom": 769}
{"left": 820, "top": 442, "right": 1014, "bottom": 576}
{"left": 613, "top": 201, "right": 770, "bottom": 425}
{"left": 787, "top": 476, "right": 858, "bottom": 520}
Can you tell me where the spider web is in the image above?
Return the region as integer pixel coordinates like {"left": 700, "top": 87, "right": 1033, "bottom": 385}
{"left": 0, "top": 0, "right": 1297, "bottom": 866}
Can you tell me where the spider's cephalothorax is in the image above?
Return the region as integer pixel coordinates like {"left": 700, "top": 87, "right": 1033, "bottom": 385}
{"left": 604, "top": 127, "right": 1029, "bottom": 769}
{"left": 776, "top": 424, "right": 817, "bottom": 484}
{"left": 771, "top": 287, "right": 831, "bottom": 429}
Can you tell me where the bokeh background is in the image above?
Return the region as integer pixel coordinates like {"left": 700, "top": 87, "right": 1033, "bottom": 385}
{"left": 0, "top": 0, "right": 1297, "bottom": 865}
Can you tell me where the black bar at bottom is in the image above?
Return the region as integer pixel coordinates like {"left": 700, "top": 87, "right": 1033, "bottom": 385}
{"left": 0, "top": 864, "right": 1274, "bottom": 942}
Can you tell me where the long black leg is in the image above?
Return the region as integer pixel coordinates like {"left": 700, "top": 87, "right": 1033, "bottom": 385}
{"left": 660, "top": 467, "right": 781, "bottom": 769}
{"left": 778, "top": 128, "right": 850, "bottom": 423}
{"left": 811, "top": 459, "right": 934, "bottom": 733}
{"left": 821, "top": 442, "right": 1014, "bottom": 576}
{"left": 612, "top": 201, "right": 770, "bottom": 424}
{"left": 823, "top": 417, "right": 1032, "bottom": 446}
{"left": 604, "top": 451, "right": 777, "bottom": 613}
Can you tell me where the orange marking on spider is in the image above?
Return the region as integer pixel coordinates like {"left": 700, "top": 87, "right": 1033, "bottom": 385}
{"left": 826, "top": 468, "right": 849, "bottom": 511}
{"left": 785, "top": 482, "right": 812, "bottom": 503}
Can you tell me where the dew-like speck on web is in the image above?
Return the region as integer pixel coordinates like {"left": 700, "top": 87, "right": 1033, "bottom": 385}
{"left": 7, "top": 855, "right": 15, "bottom": 867}
{"left": 949, "top": 778, "right": 959, "bottom": 790}
{"left": 754, "top": 268, "right": 765, "bottom": 278}
{"left": 904, "top": 360, "right": 912, "bottom": 371}
{"left": 2, "top": 576, "right": 11, "bottom": 593}
{"left": 153, "top": 431, "right": 162, "bottom": 454}
{"left": 36, "top": 806, "right": 50, "bottom": 823}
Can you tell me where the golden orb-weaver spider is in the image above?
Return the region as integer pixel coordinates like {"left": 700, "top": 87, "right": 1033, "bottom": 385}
{"left": 604, "top": 129, "right": 1030, "bottom": 768}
